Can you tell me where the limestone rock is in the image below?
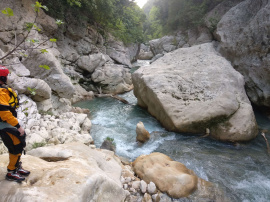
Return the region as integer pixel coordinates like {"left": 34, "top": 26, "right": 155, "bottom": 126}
{"left": 149, "top": 36, "right": 179, "bottom": 55}
{"left": 8, "top": 72, "right": 51, "bottom": 102}
{"left": 70, "top": 84, "right": 94, "bottom": 104}
{"left": 100, "top": 140, "right": 116, "bottom": 152}
{"left": 138, "top": 51, "right": 154, "bottom": 60}
{"left": 17, "top": 95, "right": 40, "bottom": 128}
{"left": 5, "top": 57, "right": 30, "bottom": 77}
{"left": 91, "top": 64, "right": 133, "bottom": 94}
{"left": 0, "top": 143, "right": 126, "bottom": 202}
{"left": 216, "top": 0, "right": 270, "bottom": 108}
{"left": 133, "top": 153, "right": 199, "bottom": 198}
{"left": 132, "top": 43, "right": 258, "bottom": 142}
{"left": 148, "top": 182, "right": 157, "bottom": 194}
{"left": 106, "top": 34, "right": 132, "bottom": 67}
{"left": 136, "top": 122, "right": 150, "bottom": 143}
{"left": 143, "top": 193, "right": 152, "bottom": 202}
{"left": 140, "top": 180, "right": 148, "bottom": 194}
{"left": 128, "top": 43, "right": 140, "bottom": 62}
{"left": 22, "top": 49, "right": 75, "bottom": 99}
{"left": 77, "top": 53, "right": 107, "bottom": 73}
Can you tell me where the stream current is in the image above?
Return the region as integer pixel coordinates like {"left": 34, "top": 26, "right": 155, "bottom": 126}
{"left": 74, "top": 60, "right": 270, "bottom": 202}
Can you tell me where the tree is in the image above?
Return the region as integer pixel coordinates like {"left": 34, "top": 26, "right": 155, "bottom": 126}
{"left": 44, "top": 0, "right": 145, "bottom": 44}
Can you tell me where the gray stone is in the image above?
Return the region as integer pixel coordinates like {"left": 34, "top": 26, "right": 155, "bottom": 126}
{"left": 91, "top": 64, "right": 133, "bottom": 94}
{"left": 132, "top": 43, "right": 258, "bottom": 142}
{"left": 140, "top": 180, "right": 147, "bottom": 193}
{"left": 216, "top": 0, "right": 270, "bottom": 108}
{"left": 22, "top": 49, "right": 75, "bottom": 99}
{"left": 77, "top": 53, "right": 107, "bottom": 73}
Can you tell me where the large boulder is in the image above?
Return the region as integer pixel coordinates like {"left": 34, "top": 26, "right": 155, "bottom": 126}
{"left": 22, "top": 49, "right": 75, "bottom": 99}
{"left": 132, "top": 43, "right": 258, "bottom": 142}
{"left": 106, "top": 34, "right": 132, "bottom": 67}
{"left": 77, "top": 53, "right": 107, "bottom": 73}
{"left": 0, "top": 143, "right": 126, "bottom": 202}
{"left": 128, "top": 43, "right": 140, "bottom": 63}
{"left": 149, "top": 36, "right": 180, "bottom": 55}
{"left": 132, "top": 153, "right": 217, "bottom": 199}
{"left": 8, "top": 72, "right": 51, "bottom": 102}
{"left": 216, "top": 0, "right": 270, "bottom": 108}
{"left": 91, "top": 64, "right": 133, "bottom": 94}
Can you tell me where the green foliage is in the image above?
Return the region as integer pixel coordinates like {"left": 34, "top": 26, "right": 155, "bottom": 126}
{"left": 40, "top": 49, "right": 48, "bottom": 54}
{"left": 143, "top": 0, "right": 224, "bottom": 39}
{"left": 49, "top": 38, "right": 57, "bottom": 42}
{"left": 144, "top": 6, "right": 163, "bottom": 40}
{"left": 25, "top": 22, "right": 34, "bottom": 31}
{"left": 32, "top": 1, "right": 48, "bottom": 12}
{"left": 32, "top": 141, "right": 46, "bottom": 149}
{"left": 39, "top": 65, "right": 50, "bottom": 70}
{"left": 105, "top": 136, "right": 116, "bottom": 146}
{"left": 208, "top": 16, "right": 219, "bottom": 33}
{"left": 44, "top": 0, "right": 145, "bottom": 44}
{"left": 55, "top": 19, "right": 64, "bottom": 25}
{"left": 67, "top": 0, "right": 82, "bottom": 7}
{"left": 27, "top": 87, "right": 36, "bottom": 95}
{"left": 1, "top": 8, "right": 14, "bottom": 16}
{"left": 39, "top": 110, "right": 54, "bottom": 116}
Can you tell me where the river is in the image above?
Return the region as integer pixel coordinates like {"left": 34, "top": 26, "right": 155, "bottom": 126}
{"left": 74, "top": 60, "right": 270, "bottom": 202}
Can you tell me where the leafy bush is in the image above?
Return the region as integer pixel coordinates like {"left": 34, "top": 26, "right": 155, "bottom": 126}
{"left": 32, "top": 142, "right": 46, "bottom": 149}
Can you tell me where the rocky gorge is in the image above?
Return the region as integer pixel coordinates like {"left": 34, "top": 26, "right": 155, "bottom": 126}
{"left": 0, "top": 0, "right": 269, "bottom": 201}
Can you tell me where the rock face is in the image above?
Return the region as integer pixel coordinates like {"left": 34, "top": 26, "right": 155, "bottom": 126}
{"left": 0, "top": 143, "right": 126, "bottom": 202}
{"left": 91, "top": 64, "right": 133, "bottom": 94}
{"left": 132, "top": 43, "right": 258, "bottom": 142}
{"left": 132, "top": 153, "right": 212, "bottom": 198}
{"left": 22, "top": 49, "right": 75, "bottom": 99}
{"left": 216, "top": 0, "right": 270, "bottom": 108}
{"left": 8, "top": 72, "right": 51, "bottom": 102}
{"left": 106, "top": 34, "right": 132, "bottom": 68}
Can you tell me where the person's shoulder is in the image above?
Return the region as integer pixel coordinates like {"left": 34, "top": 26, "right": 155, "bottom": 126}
{"left": 0, "top": 87, "right": 10, "bottom": 105}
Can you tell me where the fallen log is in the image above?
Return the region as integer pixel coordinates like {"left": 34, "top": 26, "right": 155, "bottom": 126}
{"left": 94, "top": 93, "right": 130, "bottom": 104}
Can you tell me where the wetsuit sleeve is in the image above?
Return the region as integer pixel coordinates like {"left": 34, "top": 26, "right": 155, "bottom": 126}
{"left": 0, "top": 89, "right": 20, "bottom": 128}
{"left": 0, "top": 110, "right": 20, "bottom": 128}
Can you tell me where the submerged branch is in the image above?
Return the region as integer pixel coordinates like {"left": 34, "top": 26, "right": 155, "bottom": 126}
{"left": 261, "top": 132, "right": 270, "bottom": 155}
{"left": 95, "top": 93, "right": 129, "bottom": 104}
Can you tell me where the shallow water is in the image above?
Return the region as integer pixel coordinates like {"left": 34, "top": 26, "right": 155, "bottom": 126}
{"left": 74, "top": 60, "right": 270, "bottom": 202}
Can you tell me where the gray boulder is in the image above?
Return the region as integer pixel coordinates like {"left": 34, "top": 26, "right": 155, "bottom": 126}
{"left": 216, "top": 0, "right": 270, "bottom": 108}
{"left": 22, "top": 49, "right": 75, "bottom": 99}
{"left": 8, "top": 72, "right": 51, "bottom": 102}
{"left": 77, "top": 53, "right": 107, "bottom": 73}
{"left": 149, "top": 36, "right": 179, "bottom": 55}
{"left": 91, "top": 64, "right": 133, "bottom": 94}
{"left": 132, "top": 43, "right": 258, "bottom": 142}
{"left": 106, "top": 34, "right": 132, "bottom": 67}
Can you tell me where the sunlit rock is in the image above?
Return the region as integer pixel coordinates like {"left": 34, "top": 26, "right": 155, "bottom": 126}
{"left": 132, "top": 43, "right": 258, "bottom": 142}
{"left": 136, "top": 121, "right": 150, "bottom": 143}
{"left": 0, "top": 143, "right": 126, "bottom": 202}
{"left": 133, "top": 153, "right": 202, "bottom": 198}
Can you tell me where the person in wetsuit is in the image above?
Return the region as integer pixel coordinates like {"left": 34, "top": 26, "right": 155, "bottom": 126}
{"left": 0, "top": 65, "right": 30, "bottom": 182}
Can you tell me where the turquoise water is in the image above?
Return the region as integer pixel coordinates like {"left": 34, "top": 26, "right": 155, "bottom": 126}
{"left": 74, "top": 60, "right": 270, "bottom": 202}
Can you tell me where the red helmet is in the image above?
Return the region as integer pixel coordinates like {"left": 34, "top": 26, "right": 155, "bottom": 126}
{"left": 0, "top": 65, "right": 9, "bottom": 77}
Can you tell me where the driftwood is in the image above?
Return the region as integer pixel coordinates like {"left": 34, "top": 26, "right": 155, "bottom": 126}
{"left": 95, "top": 93, "right": 129, "bottom": 104}
{"left": 200, "top": 128, "right": 210, "bottom": 138}
{"left": 261, "top": 132, "right": 270, "bottom": 155}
